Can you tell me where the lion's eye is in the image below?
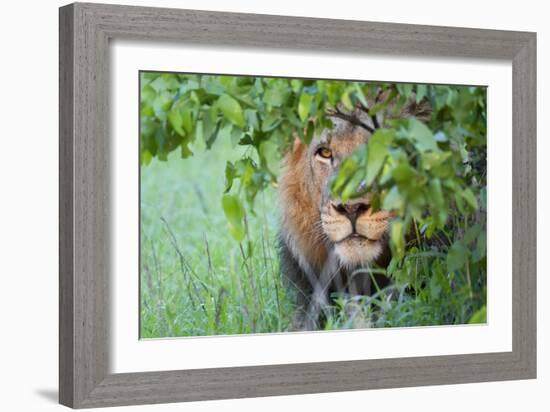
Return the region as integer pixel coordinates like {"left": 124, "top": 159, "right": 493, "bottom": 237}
{"left": 316, "top": 147, "right": 333, "bottom": 159}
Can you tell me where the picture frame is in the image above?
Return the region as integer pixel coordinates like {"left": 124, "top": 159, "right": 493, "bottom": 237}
{"left": 59, "top": 2, "right": 536, "bottom": 408}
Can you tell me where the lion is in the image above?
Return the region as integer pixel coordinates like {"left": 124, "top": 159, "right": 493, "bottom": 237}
{"left": 277, "top": 94, "right": 431, "bottom": 329}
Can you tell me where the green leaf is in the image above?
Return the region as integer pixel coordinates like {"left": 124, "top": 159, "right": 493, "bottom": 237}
{"left": 221, "top": 194, "right": 245, "bottom": 242}
{"left": 397, "top": 83, "right": 413, "bottom": 98}
{"left": 421, "top": 151, "right": 451, "bottom": 171}
{"left": 140, "top": 117, "right": 158, "bottom": 138}
{"left": 428, "top": 178, "right": 447, "bottom": 227}
{"left": 290, "top": 79, "right": 302, "bottom": 93}
{"left": 429, "top": 273, "right": 442, "bottom": 300}
{"left": 463, "top": 224, "right": 482, "bottom": 245}
{"left": 474, "top": 231, "right": 487, "bottom": 262}
{"left": 408, "top": 118, "right": 439, "bottom": 152}
{"left": 244, "top": 109, "right": 259, "bottom": 130}
{"left": 298, "top": 92, "right": 314, "bottom": 122}
{"left": 303, "top": 122, "right": 314, "bottom": 144}
{"left": 217, "top": 94, "right": 245, "bottom": 128}
{"left": 254, "top": 78, "right": 265, "bottom": 93}
{"left": 181, "top": 110, "right": 193, "bottom": 134}
{"left": 331, "top": 157, "right": 358, "bottom": 194}
{"left": 140, "top": 84, "right": 156, "bottom": 103}
{"left": 141, "top": 149, "right": 153, "bottom": 165}
{"left": 217, "top": 122, "right": 233, "bottom": 142}
{"left": 168, "top": 109, "right": 185, "bottom": 137}
{"left": 382, "top": 186, "right": 405, "bottom": 214}
{"left": 416, "top": 84, "right": 427, "bottom": 103}
{"left": 469, "top": 306, "right": 487, "bottom": 324}
{"left": 140, "top": 105, "right": 154, "bottom": 117}
{"left": 261, "top": 111, "right": 282, "bottom": 132}
{"left": 179, "top": 78, "right": 199, "bottom": 95}
{"left": 428, "top": 178, "right": 444, "bottom": 206}
{"left": 390, "top": 218, "right": 406, "bottom": 258}
{"left": 202, "top": 76, "right": 225, "bottom": 96}
{"left": 202, "top": 108, "right": 219, "bottom": 149}
{"left": 454, "top": 192, "right": 466, "bottom": 215}
{"left": 365, "top": 129, "right": 394, "bottom": 186}
{"left": 180, "top": 143, "right": 193, "bottom": 158}
{"left": 259, "top": 140, "right": 279, "bottom": 175}
{"left": 392, "top": 161, "right": 414, "bottom": 184}
{"left": 447, "top": 241, "right": 469, "bottom": 272}
{"left": 341, "top": 170, "right": 365, "bottom": 202}
{"left": 353, "top": 83, "right": 368, "bottom": 106}
{"left": 461, "top": 188, "right": 479, "bottom": 210}
{"left": 230, "top": 127, "right": 243, "bottom": 147}
{"left": 340, "top": 90, "right": 353, "bottom": 110}
{"left": 224, "top": 161, "right": 237, "bottom": 192}
{"left": 153, "top": 91, "right": 173, "bottom": 116}
{"left": 149, "top": 74, "right": 180, "bottom": 92}
{"left": 263, "top": 85, "right": 286, "bottom": 107}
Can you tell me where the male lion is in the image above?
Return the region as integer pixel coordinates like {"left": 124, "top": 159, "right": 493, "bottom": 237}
{"left": 278, "top": 95, "right": 431, "bottom": 329}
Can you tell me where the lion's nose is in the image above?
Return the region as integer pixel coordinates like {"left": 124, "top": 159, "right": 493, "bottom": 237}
{"left": 331, "top": 201, "right": 370, "bottom": 225}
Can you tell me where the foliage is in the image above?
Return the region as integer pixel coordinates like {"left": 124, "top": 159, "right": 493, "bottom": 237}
{"left": 330, "top": 84, "right": 487, "bottom": 322}
{"left": 140, "top": 72, "right": 372, "bottom": 206}
{"left": 140, "top": 72, "right": 487, "bottom": 335}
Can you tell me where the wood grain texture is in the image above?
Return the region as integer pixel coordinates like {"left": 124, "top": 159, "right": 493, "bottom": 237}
{"left": 59, "top": 4, "right": 74, "bottom": 406}
{"left": 59, "top": 2, "right": 537, "bottom": 408}
{"left": 512, "top": 34, "right": 537, "bottom": 374}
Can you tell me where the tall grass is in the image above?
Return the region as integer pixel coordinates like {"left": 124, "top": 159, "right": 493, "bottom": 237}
{"left": 140, "top": 137, "right": 296, "bottom": 337}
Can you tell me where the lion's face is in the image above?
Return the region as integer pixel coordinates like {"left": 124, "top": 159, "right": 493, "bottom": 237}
{"left": 279, "top": 97, "right": 430, "bottom": 277}
{"left": 304, "top": 123, "right": 392, "bottom": 268}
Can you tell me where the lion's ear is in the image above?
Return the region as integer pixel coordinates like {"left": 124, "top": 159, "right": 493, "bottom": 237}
{"left": 401, "top": 95, "right": 432, "bottom": 122}
{"left": 292, "top": 136, "right": 304, "bottom": 153}
{"left": 285, "top": 135, "right": 306, "bottom": 167}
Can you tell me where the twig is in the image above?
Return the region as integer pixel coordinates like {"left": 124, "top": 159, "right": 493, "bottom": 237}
{"left": 356, "top": 101, "right": 380, "bottom": 129}
{"left": 193, "top": 184, "right": 209, "bottom": 215}
{"left": 203, "top": 232, "right": 214, "bottom": 285}
{"left": 326, "top": 106, "right": 375, "bottom": 134}
{"left": 465, "top": 258, "right": 474, "bottom": 300}
{"left": 161, "top": 217, "right": 210, "bottom": 293}
{"left": 160, "top": 217, "right": 210, "bottom": 319}
{"left": 214, "top": 287, "right": 227, "bottom": 331}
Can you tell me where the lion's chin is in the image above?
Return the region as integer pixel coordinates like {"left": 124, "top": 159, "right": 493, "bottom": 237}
{"left": 333, "top": 237, "right": 383, "bottom": 269}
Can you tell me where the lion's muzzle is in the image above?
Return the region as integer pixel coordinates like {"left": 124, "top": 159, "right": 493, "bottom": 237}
{"left": 321, "top": 197, "right": 392, "bottom": 267}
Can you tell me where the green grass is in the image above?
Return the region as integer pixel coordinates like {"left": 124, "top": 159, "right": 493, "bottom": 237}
{"left": 140, "top": 137, "right": 297, "bottom": 337}
{"left": 140, "top": 138, "right": 486, "bottom": 339}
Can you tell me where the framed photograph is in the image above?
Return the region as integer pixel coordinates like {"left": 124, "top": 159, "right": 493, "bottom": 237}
{"left": 59, "top": 2, "right": 536, "bottom": 408}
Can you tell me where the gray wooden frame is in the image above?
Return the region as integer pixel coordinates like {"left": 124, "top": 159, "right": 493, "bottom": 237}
{"left": 59, "top": 2, "right": 536, "bottom": 408}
